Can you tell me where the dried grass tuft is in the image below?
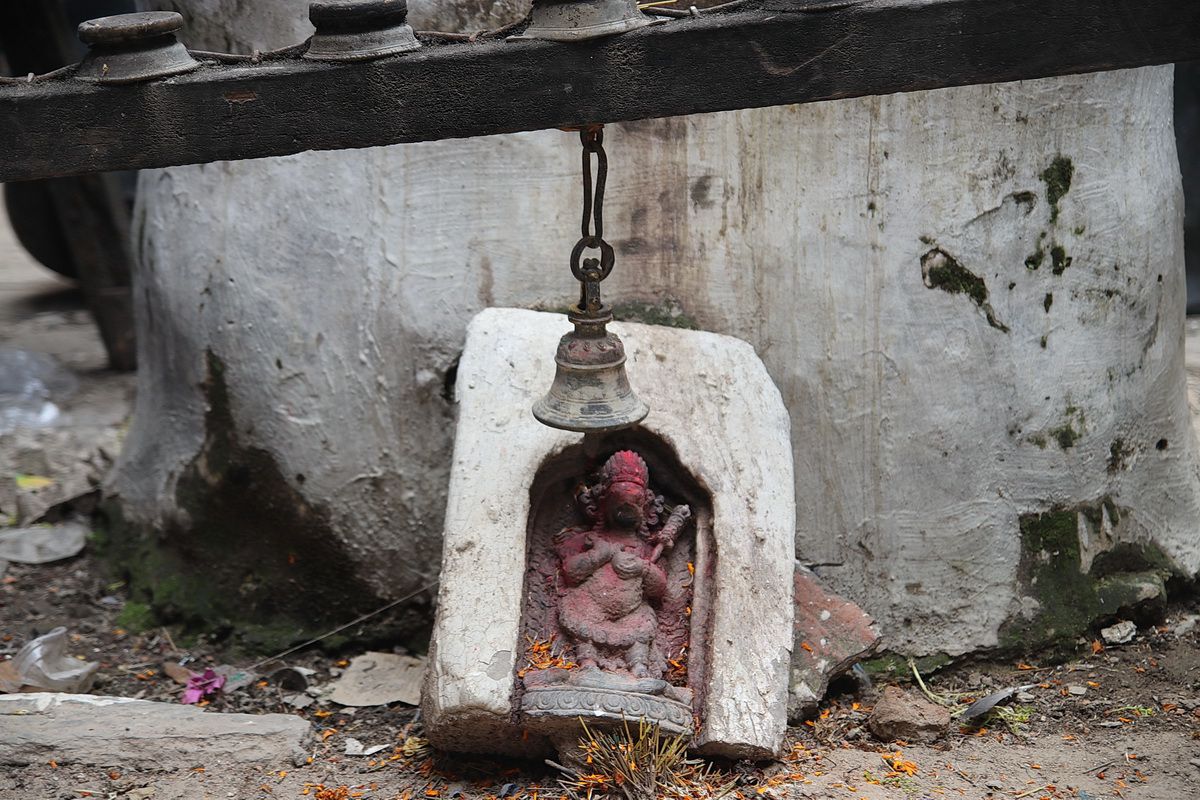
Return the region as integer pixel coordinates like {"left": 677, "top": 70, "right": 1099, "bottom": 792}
{"left": 552, "top": 718, "right": 735, "bottom": 800}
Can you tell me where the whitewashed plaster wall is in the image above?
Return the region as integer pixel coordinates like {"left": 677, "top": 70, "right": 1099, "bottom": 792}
{"left": 115, "top": 0, "right": 1199, "bottom": 655}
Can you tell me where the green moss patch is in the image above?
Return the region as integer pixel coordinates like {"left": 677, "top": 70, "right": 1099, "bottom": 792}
{"left": 862, "top": 652, "right": 953, "bottom": 678}
{"left": 920, "top": 248, "right": 1009, "bottom": 332}
{"left": 1040, "top": 155, "right": 1074, "bottom": 223}
{"left": 609, "top": 299, "right": 699, "bottom": 330}
{"left": 1107, "top": 438, "right": 1133, "bottom": 473}
{"left": 1039, "top": 403, "right": 1085, "bottom": 450}
{"left": 998, "top": 499, "right": 1171, "bottom": 656}
{"left": 116, "top": 600, "right": 155, "bottom": 633}
{"left": 97, "top": 350, "right": 427, "bottom": 656}
{"left": 1050, "top": 245, "right": 1073, "bottom": 275}
{"left": 1050, "top": 422, "right": 1080, "bottom": 449}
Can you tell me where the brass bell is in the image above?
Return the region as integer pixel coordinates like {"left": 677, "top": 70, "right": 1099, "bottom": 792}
{"left": 533, "top": 307, "right": 649, "bottom": 432}
{"left": 509, "top": 0, "right": 662, "bottom": 42}
{"left": 534, "top": 126, "right": 647, "bottom": 432}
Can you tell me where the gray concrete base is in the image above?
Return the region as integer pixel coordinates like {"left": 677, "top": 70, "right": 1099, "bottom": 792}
{"left": 0, "top": 693, "right": 311, "bottom": 768}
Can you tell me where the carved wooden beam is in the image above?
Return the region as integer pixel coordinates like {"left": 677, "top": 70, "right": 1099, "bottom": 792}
{"left": 2, "top": 0, "right": 1198, "bottom": 181}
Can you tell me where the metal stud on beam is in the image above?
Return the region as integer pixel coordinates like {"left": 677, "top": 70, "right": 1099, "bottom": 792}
{"left": 305, "top": 0, "right": 421, "bottom": 62}
{"left": 75, "top": 11, "right": 199, "bottom": 84}
{"left": 510, "top": 0, "right": 662, "bottom": 42}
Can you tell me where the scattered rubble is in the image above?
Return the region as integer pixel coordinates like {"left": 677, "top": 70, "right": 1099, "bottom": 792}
{"left": 867, "top": 685, "right": 950, "bottom": 743}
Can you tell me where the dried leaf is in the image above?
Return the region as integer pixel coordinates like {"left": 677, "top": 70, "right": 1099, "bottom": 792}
{"left": 162, "top": 661, "right": 192, "bottom": 686}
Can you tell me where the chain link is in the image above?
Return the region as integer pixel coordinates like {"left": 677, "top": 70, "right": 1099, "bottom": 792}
{"left": 570, "top": 126, "right": 615, "bottom": 316}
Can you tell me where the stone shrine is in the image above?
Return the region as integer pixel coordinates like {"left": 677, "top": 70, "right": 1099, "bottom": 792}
{"left": 422, "top": 308, "right": 796, "bottom": 759}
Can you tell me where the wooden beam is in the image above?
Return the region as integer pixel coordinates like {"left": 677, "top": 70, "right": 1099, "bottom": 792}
{"left": 2, "top": 0, "right": 1198, "bottom": 182}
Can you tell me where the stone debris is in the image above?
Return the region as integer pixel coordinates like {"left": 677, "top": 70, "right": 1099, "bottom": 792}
{"left": 867, "top": 685, "right": 950, "bottom": 743}
{"left": 343, "top": 737, "right": 388, "bottom": 756}
{"left": 1100, "top": 620, "right": 1137, "bottom": 645}
{"left": 1173, "top": 615, "right": 1199, "bottom": 637}
{"left": 0, "top": 693, "right": 311, "bottom": 767}
{"left": 788, "top": 566, "right": 880, "bottom": 722}
{"left": 0, "top": 521, "right": 88, "bottom": 564}
{"left": 1067, "top": 685, "right": 1088, "bottom": 696}
{"left": 284, "top": 693, "right": 314, "bottom": 709}
{"left": 329, "top": 652, "right": 423, "bottom": 707}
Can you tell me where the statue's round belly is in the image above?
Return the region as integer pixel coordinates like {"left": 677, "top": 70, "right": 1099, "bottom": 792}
{"left": 585, "top": 567, "right": 643, "bottom": 619}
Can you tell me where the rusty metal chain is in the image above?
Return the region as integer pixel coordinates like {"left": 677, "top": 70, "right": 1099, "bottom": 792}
{"left": 570, "top": 126, "right": 615, "bottom": 317}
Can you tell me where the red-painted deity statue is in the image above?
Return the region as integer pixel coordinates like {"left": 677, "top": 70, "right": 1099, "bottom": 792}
{"left": 554, "top": 450, "right": 691, "bottom": 679}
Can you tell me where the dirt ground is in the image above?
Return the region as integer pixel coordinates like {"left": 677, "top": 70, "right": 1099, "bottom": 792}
{"left": 3, "top": 214, "right": 1200, "bottom": 799}
{"left": 2, "top": 547, "right": 1200, "bottom": 799}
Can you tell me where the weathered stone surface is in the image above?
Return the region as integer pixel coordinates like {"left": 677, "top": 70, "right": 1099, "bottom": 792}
{"left": 867, "top": 686, "right": 951, "bottom": 743}
{"left": 423, "top": 308, "right": 795, "bottom": 759}
{"left": 0, "top": 693, "right": 311, "bottom": 767}
{"left": 329, "top": 652, "right": 423, "bottom": 707}
{"left": 789, "top": 565, "right": 880, "bottom": 721}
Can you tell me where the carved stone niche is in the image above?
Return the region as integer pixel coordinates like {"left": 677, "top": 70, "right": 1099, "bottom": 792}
{"left": 517, "top": 434, "right": 714, "bottom": 746}
{"left": 423, "top": 308, "right": 794, "bottom": 760}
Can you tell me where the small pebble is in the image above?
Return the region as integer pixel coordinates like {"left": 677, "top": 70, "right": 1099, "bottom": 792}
{"left": 1100, "top": 620, "right": 1137, "bottom": 645}
{"left": 283, "top": 693, "right": 313, "bottom": 709}
{"left": 1067, "top": 685, "right": 1087, "bottom": 696}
